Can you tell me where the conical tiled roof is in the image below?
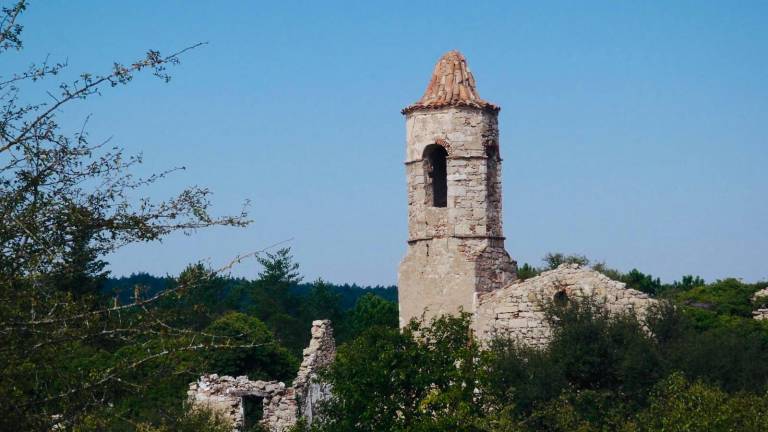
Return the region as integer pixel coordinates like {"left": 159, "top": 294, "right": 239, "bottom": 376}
{"left": 402, "top": 50, "right": 499, "bottom": 114}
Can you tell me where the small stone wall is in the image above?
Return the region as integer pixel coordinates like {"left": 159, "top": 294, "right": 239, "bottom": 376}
{"left": 187, "top": 374, "right": 297, "bottom": 431}
{"left": 188, "top": 320, "right": 336, "bottom": 431}
{"left": 752, "top": 288, "right": 768, "bottom": 320}
{"left": 473, "top": 264, "right": 657, "bottom": 347}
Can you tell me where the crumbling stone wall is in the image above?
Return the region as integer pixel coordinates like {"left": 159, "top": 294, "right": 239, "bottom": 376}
{"left": 292, "top": 320, "right": 336, "bottom": 424}
{"left": 188, "top": 320, "right": 336, "bottom": 432}
{"left": 752, "top": 287, "right": 768, "bottom": 320}
{"left": 188, "top": 375, "right": 297, "bottom": 432}
{"left": 472, "top": 264, "right": 657, "bottom": 347}
{"left": 474, "top": 239, "right": 517, "bottom": 295}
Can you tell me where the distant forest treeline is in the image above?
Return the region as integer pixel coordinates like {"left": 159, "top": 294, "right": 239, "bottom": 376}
{"left": 103, "top": 273, "right": 398, "bottom": 310}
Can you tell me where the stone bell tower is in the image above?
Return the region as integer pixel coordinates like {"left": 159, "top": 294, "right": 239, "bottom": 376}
{"left": 398, "top": 50, "right": 517, "bottom": 326}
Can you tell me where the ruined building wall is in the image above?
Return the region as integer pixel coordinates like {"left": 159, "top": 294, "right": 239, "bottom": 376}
{"left": 472, "top": 264, "right": 657, "bottom": 347}
{"left": 188, "top": 320, "right": 336, "bottom": 432}
{"left": 187, "top": 375, "right": 297, "bottom": 432}
{"left": 292, "top": 320, "right": 336, "bottom": 425}
{"left": 752, "top": 287, "right": 768, "bottom": 320}
{"left": 398, "top": 107, "right": 516, "bottom": 326}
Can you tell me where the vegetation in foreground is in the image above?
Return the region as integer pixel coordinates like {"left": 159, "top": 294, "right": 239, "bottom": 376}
{"left": 309, "top": 296, "right": 768, "bottom": 432}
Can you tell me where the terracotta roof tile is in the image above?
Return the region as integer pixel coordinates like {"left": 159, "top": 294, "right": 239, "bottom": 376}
{"left": 402, "top": 50, "right": 499, "bottom": 115}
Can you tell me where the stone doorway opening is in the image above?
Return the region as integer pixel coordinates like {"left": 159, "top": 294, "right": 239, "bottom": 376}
{"left": 242, "top": 395, "right": 264, "bottom": 430}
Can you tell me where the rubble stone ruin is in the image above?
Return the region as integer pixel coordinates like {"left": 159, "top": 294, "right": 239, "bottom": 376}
{"left": 398, "top": 50, "right": 657, "bottom": 343}
{"left": 752, "top": 287, "right": 768, "bottom": 320}
{"left": 188, "top": 320, "right": 335, "bottom": 431}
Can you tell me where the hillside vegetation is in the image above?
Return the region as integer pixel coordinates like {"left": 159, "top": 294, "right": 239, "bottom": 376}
{"left": 306, "top": 256, "right": 768, "bottom": 432}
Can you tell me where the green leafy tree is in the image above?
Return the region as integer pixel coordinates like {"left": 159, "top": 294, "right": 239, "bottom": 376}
{"left": 245, "top": 247, "right": 311, "bottom": 354}
{"left": 478, "top": 298, "right": 663, "bottom": 430}
{"left": 77, "top": 405, "right": 234, "bottom": 432}
{"left": 339, "top": 292, "right": 398, "bottom": 342}
{"left": 0, "top": 3, "right": 255, "bottom": 429}
{"left": 43, "top": 205, "right": 110, "bottom": 299}
{"left": 620, "top": 269, "right": 663, "bottom": 296}
{"left": 591, "top": 262, "right": 664, "bottom": 296}
{"left": 543, "top": 252, "right": 590, "bottom": 270}
{"left": 257, "top": 247, "right": 303, "bottom": 287}
{"left": 317, "top": 313, "right": 483, "bottom": 432}
{"left": 515, "top": 262, "right": 540, "bottom": 280}
{"left": 543, "top": 299, "right": 663, "bottom": 408}
{"left": 304, "top": 278, "right": 343, "bottom": 325}
{"left": 628, "top": 373, "right": 768, "bottom": 432}
{"left": 675, "top": 278, "right": 766, "bottom": 318}
{"left": 157, "top": 264, "right": 247, "bottom": 331}
{"left": 136, "top": 407, "right": 234, "bottom": 432}
{"left": 669, "top": 274, "right": 706, "bottom": 292}
{"left": 478, "top": 338, "right": 563, "bottom": 418}
{"left": 591, "top": 260, "right": 625, "bottom": 280}
{"left": 203, "top": 312, "right": 297, "bottom": 381}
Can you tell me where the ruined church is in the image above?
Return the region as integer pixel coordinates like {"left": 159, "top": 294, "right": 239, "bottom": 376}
{"left": 190, "top": 50, "right": 657, "bottom": 431}
{"left": 398, "top": 50, "right": 655, "bottom": 345}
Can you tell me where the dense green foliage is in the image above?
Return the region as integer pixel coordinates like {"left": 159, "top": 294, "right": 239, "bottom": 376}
{"left": 318, "top": 313, "right": 483, "bottom": 431}
{"left": 106, "top": 269, "right": 396, "bottom": 353}
{"left": 311, "top": 296, "right": 768, "bottom": 432}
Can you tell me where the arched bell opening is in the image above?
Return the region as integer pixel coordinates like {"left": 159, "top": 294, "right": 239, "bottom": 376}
{"left": 422, "top": 144, "right": 448, "bottom": 208}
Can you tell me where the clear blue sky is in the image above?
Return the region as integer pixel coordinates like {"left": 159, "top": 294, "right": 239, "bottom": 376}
{"left": 10, "top": 1, "right": 768, "bottom": 285}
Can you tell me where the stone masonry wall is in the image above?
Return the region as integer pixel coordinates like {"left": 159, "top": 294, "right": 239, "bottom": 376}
{"left": 187, "top": 375, "right": 297, "bottom": 432}
{"left": 473, "top": 264, "right": 657, "bottom": 347}
{"left": 399, "top": 238, "right": 478, "bottom": 325}
{"left": 188, "top": 320, "right": 336, "bottom": 432}
{"left": 485, "top": 148, "right": 502, "bottom": 237}
{"left": 473, "top": 238, "right": 517, "bottom": 295}
{"left": 752, "top": 287, "right": 768, "bottom": 320}
{"left": 753, "top": 309, "right": 768, "bottom": 320}
{"left": 292, "top": 320, "right": 336, "bottom": 425}
{"left": 404, "top": 107, "right": 503, "bottom": 241}
{"left": 399, "top": 106, "right": 516, "bottom": 326}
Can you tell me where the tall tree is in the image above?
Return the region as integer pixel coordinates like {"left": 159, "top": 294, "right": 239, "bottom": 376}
{"left": 0, "top": 2, "right": 256, "bottom": 429}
